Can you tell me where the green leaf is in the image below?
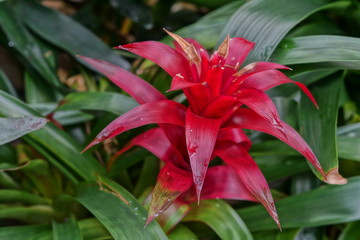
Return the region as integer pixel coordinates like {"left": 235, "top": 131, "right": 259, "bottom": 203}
{"left": 12, "top": 0, "right": 129, "bottom": 70}
{"left": 0, "top": 205, "right": 54, "bottom": 224}
{"left": 338, "top": 220, "right": 360, "bottom": 240}
{"left": 163, "top": 1, "right": 246, "bottom": 49}
{"left": 0, "top": 116, "right": 47, "bottom": 145}
{"left": 183, "top": 200, "right": 253, "bottom": 240}
{"left": 25, "top": 71, "right": 58, "bottom": 103}
{"left": 58, "top": 92, "right": 138, "bottom": 115}
{"left": 109, "top": 0, "right": 153, "bottom": 29}
{"left": 52, "top": 214, "right": 82, "bottom": 240}
{"left": 0, "top": 70, "right": 17, "bottom": 97}
{"left": 75, "top": 177, "right": 168, "bottom": 240}
{"left": 0, "top": 189, "right": 50, "bottom": 205}
{"left": 337, "top": 123, "right": 360, "bottom": 161}
{"left": 337, "top": 136, "right": 360, "bottom": 161}
{"left": 78, "top": 218, "right": 111, "bottom": 240}
{"left": 168, "top": 225, "right": 198, "bottom": 240}
{"left": 272, "top": 35, "right": 360, "bottom": 69}
{"left": 0, "top": 90, "right": 106, "bottom": 182}
{"left": 238, "top": 176, "right": 360, "bottom": 231}
{"left": 0, "top": 225, "right": 50, "bottom": 240}
{"left": 256, "top": 156, "right": 308, "bottom": 182}
{"left": 298, "top": 72, "right": 345, "bottom": 182}
{"left": 219, "top": 0, "right": 349, "bottom": 63}
{"left": 0, "top": 3, "right": 61, "bottom": 87}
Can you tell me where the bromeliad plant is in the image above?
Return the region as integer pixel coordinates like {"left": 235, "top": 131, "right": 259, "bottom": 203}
{"left": 81, "top": 30, "right": 334, "bottom": 228}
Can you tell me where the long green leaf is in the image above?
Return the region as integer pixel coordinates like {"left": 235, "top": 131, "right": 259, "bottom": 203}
{"left": 163, "top": 1, "right": 246, "bottom": 49}
{"left": 11, "top": 0, "right": 129, "bottom": 70}
{"left": 298, "top": 72, "right": 345, "bottom": 182}
{"left": 0, "top": 90, "right": 106, "bottom": 181}
{"left": 219, "top": 0, "right": 349, "bottom": 63}
{"left": 238, "top": 176, "right": 360, "bottom": 231}
{"left": 337, "top": 123, "right": 360, "bottom": 161}
{"left": 52, "top": 215, "right": 82, "bottom": 240}
{"left": 0, "top": 189, "right": 50, "bottom": 205}
{"left": 75, "top": 177, "right": 168, "bottom": 240}
{"left": 0, "top": 116, "right": 47, "bottom": 145}
{"left": 272, "top": 35, "right": 360, "bottom": 69}
{"left": 168, "top": 225, "right": 198, "bottom": 240}
{"left": 183, "top": 200, "right": 253, "bottom": 240}
{"left": 78, "top": 218, "right": 111, "bottom": 240}
{"left": 0, "top": 225, "right": 50, "bottom": 240}
{"left": 0, "top": 3, "right": 60, "bottom": 87}
{"left": 0, "top": 205, "right": 54, "bottom": 224}
{"left": 58, "top": 92, "right": 138, "bottom": 115}
{"left": 338, "top": 220, "right": 360, "bottom": 240}
{"left": 0, "top": 70, "right": 17, "bottom": 97}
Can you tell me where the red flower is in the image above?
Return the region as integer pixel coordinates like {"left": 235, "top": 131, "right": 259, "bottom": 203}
{"left": 80, "top": 30, "right": 326, "bottom": 229}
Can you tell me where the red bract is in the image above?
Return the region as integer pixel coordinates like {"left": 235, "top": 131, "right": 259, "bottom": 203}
{"left": 80, "top": 30, "right": 328, "bottom": 229}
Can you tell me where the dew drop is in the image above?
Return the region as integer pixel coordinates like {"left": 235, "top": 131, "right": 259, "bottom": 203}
{"left": 135, "top": 212, "right": 138, "bottom": 216}
{"left": 167, "top": 198, "right": 171, "bottom": 202}
{"left": 154, "top": 213, "right": 159, "bottom": 217}
{"left": 142, "top": 217, "right": 146, "bottom": 221}
{"left": 166, "top": 172, "right": 170, "bottom": 175}
{"left": 8, "top": 41, "right": 14, "bottom": 47}
{"left": 140, "top": 118, "right": 144, "bottom": 121}
{"left": 215, "top": 203, "right": 220, "bottom": 207}
{"left": 134, "top": 207, "right": 138, "bottom": 211}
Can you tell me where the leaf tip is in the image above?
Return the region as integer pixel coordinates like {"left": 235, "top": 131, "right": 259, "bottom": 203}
{"left": 81, "top": 140, "right": 99, "bottom": 153}
{"left": 324, "top": 168, "right": 347, "bottom": 185}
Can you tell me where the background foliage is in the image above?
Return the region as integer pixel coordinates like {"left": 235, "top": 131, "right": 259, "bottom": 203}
{"left": 0, "top": 0, "right": 360, "bottom": 239}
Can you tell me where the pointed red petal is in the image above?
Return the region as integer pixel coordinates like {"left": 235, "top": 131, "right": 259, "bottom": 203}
{"left": 167, "top": 74, "right": 202, "bottom": 92}
{"left": 235, "top": 88, "right": 284, "bottom": 133}
{"left": 214, "top": 142, "right": 280, "bottom": 229}
{"left": 223, "top": 62, "right": 291, "bottom": 93}
{"left": 185, "top": 109, "right": 222, "bottom": 201}
{"left": 217, "top": 127, "right": 251, "bottom": 150}
{"left": 225, "top": 108, "right": 325, "bottom": 176}
{"left": 115, "top": 41, "right": 191, "bottom": 78}
{"left": 83, "top": 100, "right": 186, "bottom": 152}
{"left": 241, "top": 70, "right": 318, "bottom": 108}
{"left": 108, "top": 128, "right": 186, "bottom": 169}
{"left": 188, "top": 165, "right": 257, "bottom": 202}
{"left": 146, "top": 163, "right": 193, "bottom": 225}
{"left": 77, "top": 55, "right": 165, "bottom": 104}
{"left": 225, "top": 38, "right": 255, "bottom": 68}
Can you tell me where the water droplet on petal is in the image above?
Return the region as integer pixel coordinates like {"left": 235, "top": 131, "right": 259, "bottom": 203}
{"left": 167, "top": 198, "right": 171, "bottom": 202}
{"left": 140, "top": 118, "right": 144, "bottom": 121}
{"left": 154, "top": 213, "right": 159, "bottom": 217}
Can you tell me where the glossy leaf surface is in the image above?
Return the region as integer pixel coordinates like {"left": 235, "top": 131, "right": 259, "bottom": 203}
{"left": 76, "top": 177, "right": 167, "bottom": 240}
{"left": 0, "top": 116, "right": 47, "bottom": 145}
{"left": 184, "top": 200, "right": 253, "bottom": 240}
{"left": 239, "top": 176, "right": 360, "bottom": 231}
